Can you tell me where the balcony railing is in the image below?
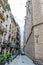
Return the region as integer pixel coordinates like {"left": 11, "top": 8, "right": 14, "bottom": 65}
{"left": 0, "top": 22, "right": 4, "bottom": 32}
{"left": 4, "top": 28, "right": 7, "bottom": 33}
{"left": 0, "top": 35, "right": 2, "bottom": 42}
{"left": 0, "top": 22, "right": 2, "bottom": 28}
{"left": 0, "top": 5, "right": 5, "bottom": 20}
{"left": 2, "top": 0, "right": 8, "bottom": 10}
{"left": 3, "top": 39, "right": 7, "bottom": 44}
{"left": 0, "top": 5, "right": 4, "bottom": 14}
{"left": 0, "top": 6, "right": 3, "bottom": 13}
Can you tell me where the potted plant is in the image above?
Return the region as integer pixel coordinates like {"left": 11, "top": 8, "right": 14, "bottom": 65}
{"left": 0, "top": 54, "right": 7, "bottom": 65}
{"left": 6, "top": 53, "right": 12, "bottom": 60}
{"left": 0, "top": 53, "right": 12, "bottom": 65}
{"left": 6, "top": 53, "right": 12, "bottom": 59}
{"left": 6, "top": 53, "right": 12, "bottom": 64}
{"left": 5, "top": 3, "right": 10, "bottom": 10}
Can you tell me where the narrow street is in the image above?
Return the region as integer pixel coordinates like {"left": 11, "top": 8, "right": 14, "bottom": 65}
{"left": 0, "top": 0, "right": 43, "bottom": 65}
{"left": 5, "top": 55, "right": 35, "bottom": 65}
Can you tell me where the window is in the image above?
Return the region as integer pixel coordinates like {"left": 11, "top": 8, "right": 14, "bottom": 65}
{"left": 6, "top": 24, "right": 7, "bottom": 27}
{"left": 4, "top": 33, "right": 6, "bottom": 36}
{"left": 10, "top": 24, "right": 11, "bottom": 29}
{"left": 12, "top": 32, "right": 13, "bottom": 33}
{"left": 6, "top": 15, "right": 8, "bottom": 18}
{"left": 2, "top": 11, "right": 4, "bottom": 13}
{"left": 1, "top": 21, "right": 2, "bottom": 23}
{"left": 0, "top": 5, "right": 1, "bottom": 8}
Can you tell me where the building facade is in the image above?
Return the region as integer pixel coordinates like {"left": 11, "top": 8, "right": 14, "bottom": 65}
{"left": 24, "top": 0, "right": 43, "bottom": 61}
{"left": 0, "top": 0, "right": 20, "bottom": 55}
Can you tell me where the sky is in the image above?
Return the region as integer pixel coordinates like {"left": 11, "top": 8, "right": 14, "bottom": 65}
{"left": 8, "top": 0, "right": 27, "bottom": 43}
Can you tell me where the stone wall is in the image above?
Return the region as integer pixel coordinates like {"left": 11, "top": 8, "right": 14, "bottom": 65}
{"left": 34, "top": 24, "right": 43, "bottom": 60}
{"left": 24, "top": 0, "right": 43, "bottom": 62}
{"left": 24, "top": 30, "right": 35, "bottom": 60}
{"left": 32, "top": 0, "right": 43, "bottom": 25}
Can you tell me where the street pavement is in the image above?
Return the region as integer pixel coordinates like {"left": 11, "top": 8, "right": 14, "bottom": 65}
{"left": 5, "top": 55, "right": 35, "bottom": 65}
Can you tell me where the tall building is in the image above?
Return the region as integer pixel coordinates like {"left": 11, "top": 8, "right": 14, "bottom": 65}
{"left": 15, "top": 24, "right": 20, "bottom": 54}
{"left": 0, "top": 0, "right": 20, "bottom": 55}
{"left": 24, "top": 0, "right": 43, "bottom": 62}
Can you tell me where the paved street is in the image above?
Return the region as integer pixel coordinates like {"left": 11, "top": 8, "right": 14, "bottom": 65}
{"left": 5, "top": 55, "right": 35, "bottom": 65}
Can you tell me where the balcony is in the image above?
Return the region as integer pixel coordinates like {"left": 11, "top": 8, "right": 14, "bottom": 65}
{"left": 0, "top": 5, "right": 5, "bottom": 20}
{"left": 17, "top": 35, "right": 20, "bottom": 39}
{"left": 14, "top": 35, "right": 16, "bottom": 39}
{"left": 15, "top": 31, "right": 19, "bottom": 36}
{"left": 0, "top": 22, "right": 4, "bottom": 33}
{"left": 0, "top": 5, "right": 4, "bottom": 15}
{"left": 16, "top": 36, "right": 20, "bottom": 40}
{"left": 16, "top": 39, "right": 20, "bottom": 43}
{"left": 0, "top": 5, "right": 3, "bottom": 13}
{"left": 3, "top": 39, "right": 7, "bottom": 44}
{"left": 4, "top": 28, "right": 7, "bottom": 33}
{"left": 2, "top": 0, "right": 8, "bottom": 10}
{"left": 0, "top": 22, "right": 2, "bottom": 28}
{"left": 0, "top": 35, "right": 2, "bottom": 42}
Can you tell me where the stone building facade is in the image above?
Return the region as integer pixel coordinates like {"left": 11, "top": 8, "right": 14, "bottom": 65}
{"left": 24, "top": 0, "right": 43, "bottom": 61}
